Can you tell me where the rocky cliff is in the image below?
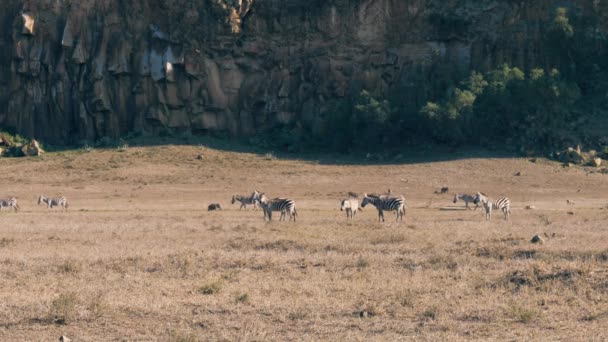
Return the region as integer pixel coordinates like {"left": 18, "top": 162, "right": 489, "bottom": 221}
{"left": 0, "top": 0, "right": 606, "bottom": 144}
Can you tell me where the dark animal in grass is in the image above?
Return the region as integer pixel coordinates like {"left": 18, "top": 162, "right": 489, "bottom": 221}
{"left": 208, "top": 203, "right": 222, "bottom": 211}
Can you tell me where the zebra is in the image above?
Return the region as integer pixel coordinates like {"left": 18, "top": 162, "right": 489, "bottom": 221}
{"left": 361, "top": 193, "right": 406, "bottom": 222}
{"left": 257, "top": 193, "right": 297, "bottom": 221}
{"left": 473, "top": 192, "right": 510, "bottom": 221}
{"left": 231, "top": 191, "right": 259, "bottom": 210}
{"left": 38, "top": 195, "right": 69, "bottom": 210}
{"left": 453, "top": 193, "right": 479, "bottom": 210}
{"left": 340, "top": 197, "right": 359, "bottom": 220}
{"left": 0, "top": 197, "right": 20, "bottom": 212}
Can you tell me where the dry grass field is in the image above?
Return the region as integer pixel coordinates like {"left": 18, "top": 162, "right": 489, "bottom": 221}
{"left": 0, "top": 144, "right": 607, "bottom": 341}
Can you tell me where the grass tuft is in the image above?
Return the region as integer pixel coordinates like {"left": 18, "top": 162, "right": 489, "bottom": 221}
{"left": 199, "top": 281, "right": 222, "bottom": 295}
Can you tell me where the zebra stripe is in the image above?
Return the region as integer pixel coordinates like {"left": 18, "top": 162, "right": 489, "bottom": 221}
{"left": 0, "top": 198, "right": 20, "bottom": 212}
{"left": 361, "top": 193, "right": 406, "bottom": 222}
{"left": 473, "top": 192, "right": 510, "bottom": 221}
{"left": 257, "top": 194, "right": 297, "bottom": 222}
{"left": 38, "top": 195, "right": 69, "bottom": 210}
{"left": 231, "top": 191, "right": 259, "bottom": 210}
{"left": 453, "top": 193, "right": 479, "bottom": 210}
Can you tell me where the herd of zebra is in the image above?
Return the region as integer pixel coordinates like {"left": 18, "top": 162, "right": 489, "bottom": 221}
{"left": 0, "top": 196, "right": 69, "bottom": 212}
{"left": 231, "top": 190, "right": 511, "bottom": 222}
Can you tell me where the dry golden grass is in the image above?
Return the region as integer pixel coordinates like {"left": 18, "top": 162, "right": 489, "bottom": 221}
{"left": 0, "top": 145, "right": 606, "bottom": 340}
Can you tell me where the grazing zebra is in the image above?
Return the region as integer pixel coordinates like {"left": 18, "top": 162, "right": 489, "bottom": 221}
{"left": 231, "top": 191, "right": 258, "bottom": 210}
{"left": 257, "top": 193, "right": 297, "bottom": 221}
{"left": 473, "top": 192, "right": 510, "bottom": 221}
{"left": 340, "top": 197, "right": 359, "bottom": 220}
{"left": 38, "top": 195, "right": 69, "bottom": 210}
{"left": 453, "top": 193, "right": 479, "bottom": 210}
{"left": 0, "top": 197, "right": 20, "bottom": 212}
{"left": 361, "top": 193, "right": 406, "bottom": 222}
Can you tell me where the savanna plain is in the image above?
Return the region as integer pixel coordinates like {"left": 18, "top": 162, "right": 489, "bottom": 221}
{"left": 0, "top": 145, "right": 607, "bottom": 341}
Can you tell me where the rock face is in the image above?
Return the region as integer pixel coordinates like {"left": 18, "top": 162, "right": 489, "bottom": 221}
{"left": 21, "top": 139, "right": 44, "bottom": 156}
{"left": 0, "top": 1, "right": 606, "bottom": 144}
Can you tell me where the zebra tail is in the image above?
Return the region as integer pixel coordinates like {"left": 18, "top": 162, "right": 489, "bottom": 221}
{"left": 65, "top": 201, "right": 69, "bottom": 209}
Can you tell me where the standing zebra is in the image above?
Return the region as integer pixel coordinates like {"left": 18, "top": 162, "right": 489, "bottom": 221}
{"left": 38, "top": 195, "right": 69, "bottom": 210}
{"left": 453, "top": 193, "right": 479, "bottom": 210}
{"left": 361, "top": 193, "right": 406, "bottom": 222}
{"left": 231, "top": 190, "right": 259, "bottom": 210}
{"left": 473, "top": 192, "right": 510, "bottom": 221}
{"left": 257, "top": 193, "right": 297, "bottom": 222}
{"left": 340, "top": 196, "right": 359, "bottom": 220}
{"left": 0, "top": 197, "right": 20, "bottom": 212}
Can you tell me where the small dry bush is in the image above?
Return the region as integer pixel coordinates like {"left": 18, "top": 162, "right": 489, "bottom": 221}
{"left": 168, "top": 329, "right": 197, "bottom": 342}
{"left": 87, "top": 293, "right": 107, "bottom": 320}
{"left": 419, "top": 306, "right": 439, "bottom": 321}
{"left": 288, "top": 309, "right": 308, "bottom": 321}
{"left": 198, "top": 281, "right": 222, "bottom": 295}
{"left": 356, "top": 257, "right": 369, "bottom": 268}
{"left": 0, "top": 237, "right": 14, "bottom": 247}
{"left": 50, "top": 292, "right": 79, "bottom": 324}
{"left": 509, "top": 304, "right": 540, "bottom": 324}
{"left": 58, "top": 259, "right": 81, "bottom": 274}
{"left": 234, "top": 292, "right": 249, "bottom": 304}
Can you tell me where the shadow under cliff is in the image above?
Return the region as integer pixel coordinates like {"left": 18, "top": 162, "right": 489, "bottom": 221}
{"left": 50, "top": 134, "right": 522, "bottom": 166}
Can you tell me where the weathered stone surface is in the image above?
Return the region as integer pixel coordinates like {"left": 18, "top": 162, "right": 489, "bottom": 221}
{"left": 21, "top": 139, "right": 44, "bottom": 156}
{"left": 21, "top": 13, "right": 35, "bottom": 35}
{"left": 1, "top": 1, "right": 606, "bottom": 144}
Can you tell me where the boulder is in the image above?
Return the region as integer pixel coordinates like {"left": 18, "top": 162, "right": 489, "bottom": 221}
{"left": 590, "top": 157, "right": 602, "bottom": 168}
{"left": 558, "top": 147, "right": 585, "bottom": 165}
{"left": 21, "top": 140, "right": 44, "bottom": 156}
{"left": 208, "top": 203, "right": 222, "bottom": 211}
{"left": 530, "top": 235, "right": 544, "bottom": 244}
{"left": 0, "top": 133, "right": 15, "bottom": 147}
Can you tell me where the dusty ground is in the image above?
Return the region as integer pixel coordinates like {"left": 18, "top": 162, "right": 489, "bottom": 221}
{"left": 0, "top": 145, "right": 606, "bottom": 341}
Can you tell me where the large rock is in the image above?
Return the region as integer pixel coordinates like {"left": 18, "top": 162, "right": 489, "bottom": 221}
{"left": 21, "top": 139, "right": 44, "bottom": 156}
{"left": 558, "top": 147, "right": 586, "bottom": 165}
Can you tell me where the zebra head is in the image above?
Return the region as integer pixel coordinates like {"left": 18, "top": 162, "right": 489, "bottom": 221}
{"left": 453, "top": 194, "right": 460, "bottom": 203}
{"left": 250, "top": 190, "right": 261, "bottom": 203}
{"left": 360, "top": 193, "right": 372, "bottom": 208}
{"left": 231, "top": 195, "right": 236, "bottom": 204}
{"left": 257, "top": 193, "right": 268, "bottom": 205}
{"left": 37, "top": 195, "right": 43, "bottom": 205}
